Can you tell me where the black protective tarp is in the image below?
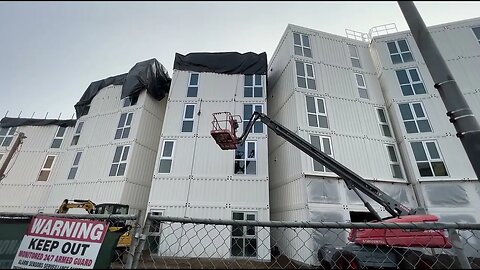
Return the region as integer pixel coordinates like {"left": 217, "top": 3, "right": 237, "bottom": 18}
{"left": 0, "top": 117, "right": 76, "bottom": 128}
{"left": 173, "top": 52, "right": 267, "bottom": 75}
{"left": 74, "top": 58, "right": 171, "bottom": 118}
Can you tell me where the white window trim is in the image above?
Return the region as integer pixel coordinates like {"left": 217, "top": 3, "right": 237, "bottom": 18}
{"left": 182, "top": 104, "right": 196, "bottom": 133}
{"left": 38, "top": 155, "right": 56, "bottom": 181}
{"left": 412, "top": 140, "right": 448, "bottom": 177}
{"left": 231, "top": 211, "right": 258, "bottom": 258}
{"left": 348, "top": 44, "right": 361, "bottom": 68}
{"left": 243, "top": 104, "right": 263, "bottom": 133}
{"left": 293, "top": 32, "right": 312, "bottom": 57}
{"left": 244, "top": 74, "right": 263, "bottom": 98}
{"left": 187, "top": 73, "right": 199, "bottom": 97}
{"left": 397, "top": 68, "right": 426, "bottom": 95}
{"left": 68, "top": 151, "right": 82, "bottom": 180}
{"left": 149, "top": 209, "right": 164, "bottom": 233}
{"left": 400, "top": 102, "right": 432, "bottom": 133}
{"left": 310, "top": 135, "right": 333, "bottom": 173}
{"left": 51, "top": 126, "right": 66, "bottom": 148}
{"left": 388, "top": 39, "right": 413, "bottom": 63}
{"left": 115, "top": 112, "right": 134, "bottom": 139}
{"left": 0, "top": 127, "right": 16, "bottom": 147}
{"left": 375, "top": 107, "right": 392, "bottom": 137}
{"left": 296, "top": 61, "right": 316, "bottom": 89}
{"left": 385, "top": 144, "right": 403, "bottom": 179}
{"left": 71, "top": 121, "right": 84, "bottom": 146}
{"left": 158, "top": 140, "right": 175, "bottom": 174}
{"left": 305, "top": 96, "right": 328, "bottom": 129}
{"left": 354, "top": 73, "right": 368, "bottom": 99}
{"left": 473, "top": 26, "right": 480, "bottom": 43}
{"left": 234, "top": 141, "right": 257, "bottom": 175}
{"left": 110, "top": 145, "right": 130, "bottom": 177}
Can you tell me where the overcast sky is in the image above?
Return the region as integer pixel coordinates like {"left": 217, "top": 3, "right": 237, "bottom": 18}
{"left": 1, "top": 1, "right": 479, "bottom": 119}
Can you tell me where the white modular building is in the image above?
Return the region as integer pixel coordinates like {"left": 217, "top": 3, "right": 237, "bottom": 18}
{"left": 0, "top": 58, "right": 171, "bottom": 216}
{"left": 267, "top": 18, "right": 480, "bottom": 264}
{"left": 146, "top": 52, "right": 271, "bottom": 260}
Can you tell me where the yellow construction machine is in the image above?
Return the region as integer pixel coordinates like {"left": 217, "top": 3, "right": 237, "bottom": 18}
{"left": 56, "top": 199, "right": 132, "bottom": 261}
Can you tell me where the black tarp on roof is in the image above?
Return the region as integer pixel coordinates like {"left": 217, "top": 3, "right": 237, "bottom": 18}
{"left": 173, "top": 52, "right": 267, "bottom": 75}
{"left": 74, "top": 58, "right": 171, "bottom": 118}
{"left": 0, "top": 117, "right": 76, "bottom": 128}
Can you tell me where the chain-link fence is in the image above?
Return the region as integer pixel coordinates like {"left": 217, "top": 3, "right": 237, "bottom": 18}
{"left": 126, "top": 214, "right": 480, "bottom": 269}
{"left": 2, "top": 212, "right": 480, "bottom": 269}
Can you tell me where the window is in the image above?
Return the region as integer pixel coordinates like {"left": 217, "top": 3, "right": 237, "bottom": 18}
{"left": 293, "top": 33, "right": 312, "bottom": 58}
{"left": 109, "top": 145, "right": 130, "bottom": 176}
{"left": 296, "top": 61, "right": 316, "bottom": 90}
{"left": 149, "top": 210, "right": 163, "bottom": 233}
{"left": 67, "top": 152, "right": 82, "bottom": 180}
{"left": 411, "top": 141, "right": 448, "bottom": 177}
{"left": 231, "top": 212, "right": 257, "bottom": 257}
{"left": 396, "top": 68, "right": 426, "bottom": 96}
{"left": 473, "top": 27, "right": 480, "bottom": 44}
{"left": 375, "top": 108, "right": 392, "bottom": 137}
{"left": 243, "top": 104, "right": 263, "bottom": 133}
{"left": 123, "top": 94, "right": 139, "bottom": 107}
{"left": 385, "top": 144, "right": 403, "bottom": 178}
{"left": 305, "top": 96, "right": 328, "bottom": 128}
{"left": 348, "top": 44, "right": 361, "bottom": 68}
{"left": 71, "top": 122, "right": 84, "bottom": 146}
{"left": 0, "top": 127, "right": 16, "bottom": 147}
{"left": 244, "top": 75, "right": 263, "bottom": 98}
{"left": 387, "top": 39, "right": 414, "bottom": 64}
{"left": 51, "top": 126, "right": 66, "bottom": 148}
{"left": 38, "top": 155, "right": 56, "bottom": 181}
{"left": 182, "top": 104, "right": 196, "bottom": 132}
{"left": 158, "top": 140, "right": 175, "bottom": 174}
{"left": 354, "top": 73, "right": 368, "bottom": 99}
{"left": 310, "top": 135, "right": 332, "bottom": 172}
{"left": 399, "top": 102, "right": 432, "bottom": 133}
{"left": 115, "top": 112, "right": 133, "bottom": 139}
{"left": 187, "top": 73, "right": 199, "bottom": 97}
{"left": 234, "top": 141, "right": 256, "bottom": 175}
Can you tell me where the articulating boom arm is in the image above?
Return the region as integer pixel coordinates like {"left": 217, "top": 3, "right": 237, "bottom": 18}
{"left": 238, "top": 112, "right": 416, "bottom": 219}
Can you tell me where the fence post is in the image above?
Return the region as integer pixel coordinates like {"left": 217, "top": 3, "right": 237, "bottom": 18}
{"left": 132, "top": 213, "right": 152, "bottom": 269}
{"left": 125, "top": 210, "right": 142, "bottom": 269}
{"left": 448, "top": 228, "right": 471, "bottom": 269}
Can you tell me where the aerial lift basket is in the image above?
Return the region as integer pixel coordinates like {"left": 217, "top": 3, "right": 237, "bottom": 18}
{"left": 211, "top": 112, "right": 241, "bottom": 150}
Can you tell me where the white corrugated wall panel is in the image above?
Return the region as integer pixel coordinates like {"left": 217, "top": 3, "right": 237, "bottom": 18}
{"left": 448, "top": 58, "right": 480, "bottom": 93}
{"left": 322, "top": 64, "right": 358, "bottom": 98}
{"left": 148, "top": 177, "right": 190, "bottom": 207}
{"left": 0, "top": 184, "right": 30, "bottom": 210}
{"left": 169, "top": 71, "right": 237, "bottom": 101}
{"left": 269, "top": 176, "right": 307, "bottom": 214}
{"left": 120, "top": 181, "right": 150, "bottom": 210}
{"left": 191, "top": 137, "right": 234, "bottom": 177}
{"left": 268, "top": 134, "right": 303, "bottom": 189}
{"left": 363, "top": 72, "right": 386, "bottom": 104}
{"left": 80, "top": 143, "right": 122, "bottom": 181}
{"left": 316, "top": 34, "right": 349, "bottom": 67}
{"left": 356, "top": 42, "right": 377, "bottom": 72}
{"left": 135, "top": 99, "right": 166, "bottom": 151}
{"left": 227, "top": 178, "right": 269, "bottom": 208}
{"left": 160, "top": 101, "right": 198, "bottom": 136}
{"left": 153, "top": 137, "right": 195, "bottom": 178}
{"left": 269, "top": 89, "right": 298, "bottom": 152}
{"left": 268, "top": 27, "right": 293, "bottom": 89}
{"left": 23, "top": 184, "right": 53, "bottom": 210}
{"left": 185, "top": 178, "right": 229, "bottom": 207}
{"left": 72, "top": 180, "right": 125, "bottom": 203}
{"left": 126, "top": 143, "right": 157, "bottom": 186}
{"left": 466, "top": 92, "right": 480, "bottom": 123}
{"left": 88, "top": 85, "right": 123, "bottom": 116}
{"left": 45, "top": 182, "right": 76, "bottom": 210}
{"left": 268, "top": 59, "right": 296, "bottom": 117}
{"left": 143, "top": 90, "right": 167, "bottom": 120}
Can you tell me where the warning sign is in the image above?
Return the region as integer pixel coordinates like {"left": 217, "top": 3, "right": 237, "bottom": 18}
{"left": 11, "top": 215, "right": 108, "bottom": 269}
